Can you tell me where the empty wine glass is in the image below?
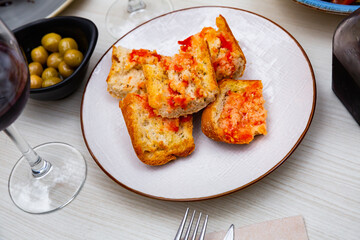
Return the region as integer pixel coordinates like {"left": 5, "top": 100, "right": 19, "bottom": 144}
{"left": 106, "top": 0, "right": 173, "bottom": 39}
{"left": 0, "top": 19, "right": 86, "bottom": 214}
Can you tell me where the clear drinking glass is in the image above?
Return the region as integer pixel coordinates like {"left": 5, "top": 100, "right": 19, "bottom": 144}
{"left": 0, "top": 19, "right": 87, "bottom": 214}
{"left": 106, "top": 0, "right": 173, "bottom": 39}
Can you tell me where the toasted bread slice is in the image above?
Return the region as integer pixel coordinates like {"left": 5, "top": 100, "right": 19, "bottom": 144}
{"left": 144, "top": 34, "right": 219, "bottom": 118}
{"left": 202, "top": 79, "right": 267, "bottom": 144}
{"left": 198, "top": 15, "right": 246, "bottom": 81}
{"left": 120, "top": 93, "right": 195, "bottom": 165}
{"left": 106, "top": 46, "right": 162, "bottom": 100}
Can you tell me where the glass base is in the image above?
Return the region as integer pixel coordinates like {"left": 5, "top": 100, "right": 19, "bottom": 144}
{"left": 8, "top": 142, "right": 87, "bottom": 214}
{"left": 106, "top": 0, "right": 173, "bottom": 39}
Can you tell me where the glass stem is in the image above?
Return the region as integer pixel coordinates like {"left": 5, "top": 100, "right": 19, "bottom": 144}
{"left": 127, "top": 0, "right": 146, "bottom": 13}
{"left": 4, "top": 124, "right": 52, "bottom": 178}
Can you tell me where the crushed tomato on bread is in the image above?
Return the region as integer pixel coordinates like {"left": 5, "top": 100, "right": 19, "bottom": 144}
{"left": 144, "top": 33, "right": 218, "bottom": 118}
{"left": 105, "top": 15, "right": 267, "bottom": 166}
{"left": 179, "top": 15, "right": 246, "bottom": 81}
{"left": 201, "top": 79, "right": 267, "bottom": 144}
{"left": 106, "top": 46, "right": 164, "bottom": 100}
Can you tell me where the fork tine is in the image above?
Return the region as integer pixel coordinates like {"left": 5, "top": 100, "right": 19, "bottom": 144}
{"left": 199, "top": 215, "right": 208, "bottom": 240}
{"left": 184, "top": 210, "right": 196, "bottom": 240}
{"left": 174, "top": 208, "right": 190, "bottom": 240}
{"left": 191, "top": 212, "right": 202, "bottom": 240}
{"left": 175, "top": 209, "right": 209, "bottom": 240}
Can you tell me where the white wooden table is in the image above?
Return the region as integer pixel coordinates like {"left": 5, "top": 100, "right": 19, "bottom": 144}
{"left": 1, "top": 0, "right": 359, "bottom": 239}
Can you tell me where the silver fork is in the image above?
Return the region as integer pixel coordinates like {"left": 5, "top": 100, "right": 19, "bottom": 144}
{"left": 174, "top": 208, "right": 209, "bottom": 240}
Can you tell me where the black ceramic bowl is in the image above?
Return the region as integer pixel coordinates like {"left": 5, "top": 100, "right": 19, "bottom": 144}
{"left": 13, "top": 16, "right": 98, "bottom": 100}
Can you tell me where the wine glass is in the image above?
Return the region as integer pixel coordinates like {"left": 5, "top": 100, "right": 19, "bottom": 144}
{"left": 0, "top": 19, "right": 87, "bottom": 214}
{"left": 106, "top": 0, "right": 173, "bottom": 39}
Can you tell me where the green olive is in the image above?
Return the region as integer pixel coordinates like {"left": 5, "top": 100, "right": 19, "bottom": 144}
{"left": 41, "top": 33, "right": 62, "bottom": 52}
{"left": 42, "top": 77, "right": 62, "bottom": 88}
{"left": 31, "top": 46, "right": 48, "bottom": 65}
{"left": 47, "top": 52, "right": 63, "bottom": 69}
{"left": 42, "top": 67, "right": 59, "bottom": 80}
{"left": 58, "top": 37, "right": 78, "bottom": 55}
{"left": 30, "top": 75, "right": 43, "bottom": 89}
{"left": 58, "top": 61, "right": 74, "bottom": 78}
{"left": 28, "top": 62, "right": 43, "bottom": 76}
{"left": 63, "top": 49, "right": 83, "bottom": 68}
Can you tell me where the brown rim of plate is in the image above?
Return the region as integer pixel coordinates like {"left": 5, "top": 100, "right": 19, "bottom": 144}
{"left": 80, "top": 6, "right": 317, "bottom": 202}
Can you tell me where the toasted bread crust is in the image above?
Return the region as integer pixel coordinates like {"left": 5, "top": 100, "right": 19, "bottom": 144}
{"left": 216, "top": 15, "right": 246, "bottom": 79}
{"left": 144, "top": 34, "right": 218, "bottom": 118}
{"left": 201, "top": 15, "right": 246, "bottom": 81}
{"left": 120, "top": 93, "right": 195, "bottom": 165}
{"left": 106, "top": 46, "right": 162, "bottom": 100}
{"left": 202, "top": 79, "right": 267, "bottom": 144}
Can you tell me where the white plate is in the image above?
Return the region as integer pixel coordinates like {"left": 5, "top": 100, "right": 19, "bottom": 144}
{"left": 81, "top": 6, "right": 316, "bottom": 201}
{"left": 0, "top": 0, "right": 73, "bottom": 30}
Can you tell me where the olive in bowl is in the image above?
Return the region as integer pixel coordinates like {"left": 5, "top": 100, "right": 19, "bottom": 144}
{"left": 13, "top": 16, "right": 98, "bottom": 100}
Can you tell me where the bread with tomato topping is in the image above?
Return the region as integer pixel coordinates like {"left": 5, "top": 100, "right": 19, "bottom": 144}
{"left": 144, "top": 34, "right": 219, "bottom": 118}
{"left": 197, "top": 15, "right": 246, "bottom": 81}
{"left": 201, "top": 79, "right": 267, "bottom": 144}
{"left": 106, "top": 46, "right": 162, "bottom": 100}
{"left": 119, "top": 93, "right": 195, "bottom": 165}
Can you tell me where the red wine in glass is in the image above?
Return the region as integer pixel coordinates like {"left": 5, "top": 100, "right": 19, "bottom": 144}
{"left": 0, "top": 20, "right": 87, "bottom": 214}
{"left": 0, "top": 41, "right": 29, "bottom": 131}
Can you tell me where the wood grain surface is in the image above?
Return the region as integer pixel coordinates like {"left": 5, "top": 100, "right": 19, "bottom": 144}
{"left": 0, "top": 0, "right": 359, "bottom": 239}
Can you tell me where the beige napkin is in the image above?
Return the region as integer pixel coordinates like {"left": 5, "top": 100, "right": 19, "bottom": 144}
{"left": 206, "top": 216, "right": 308, "bottom": 240}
